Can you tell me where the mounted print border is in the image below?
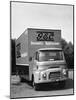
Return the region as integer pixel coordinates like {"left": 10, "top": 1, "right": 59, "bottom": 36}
{"left": 10, "top": 1, "right": 74, "bottom": 99}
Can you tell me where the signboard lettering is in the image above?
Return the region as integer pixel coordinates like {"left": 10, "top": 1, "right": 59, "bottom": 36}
{"left": 36, "top": 32, "right": 54, "bottom": 41}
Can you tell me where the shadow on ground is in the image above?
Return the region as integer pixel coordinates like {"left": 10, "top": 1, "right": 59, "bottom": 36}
{"left": 20, "top": 78, "right": 74, "bottom": 91}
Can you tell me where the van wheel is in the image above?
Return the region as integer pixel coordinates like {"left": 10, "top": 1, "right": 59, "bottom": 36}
{"left": 20, "top": 76, "right": 25, "bottom": 82}
{"left": 32, "top": 76, "right": 39, "bottom": 90}
{"left": 33, "top": 82, "right": 39, "bottom": 91}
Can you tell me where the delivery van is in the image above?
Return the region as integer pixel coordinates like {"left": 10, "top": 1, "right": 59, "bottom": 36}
{"left": 16, "top": 28, "right": 68, "bottom": 90}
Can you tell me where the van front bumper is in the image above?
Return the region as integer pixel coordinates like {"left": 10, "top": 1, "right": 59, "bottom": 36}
{"left": 34, "top": 69, "right": 68, "bottom": 84}
{"left": 35, "top": 76, "right": 68, "bottom": 84}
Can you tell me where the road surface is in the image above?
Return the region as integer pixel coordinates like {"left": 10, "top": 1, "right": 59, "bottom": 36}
{"left": 10, "top": 70, "right": 74, "bottom": 98}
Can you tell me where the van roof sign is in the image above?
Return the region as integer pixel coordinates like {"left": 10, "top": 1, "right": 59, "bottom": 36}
{"left": 36, "top": 31, "right": 54, "bottom": 41}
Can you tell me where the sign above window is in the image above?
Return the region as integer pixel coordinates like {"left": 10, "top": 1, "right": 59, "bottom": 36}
{"left": 36, "top": 31, "right": 54, "bottom": 41}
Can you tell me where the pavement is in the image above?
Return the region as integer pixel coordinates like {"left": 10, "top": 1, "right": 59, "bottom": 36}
{"left": 10, "top": 70, "right": 74, "bottom": 99}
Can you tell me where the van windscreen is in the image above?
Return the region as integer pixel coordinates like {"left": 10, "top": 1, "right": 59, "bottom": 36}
{"left": 39, "top": 50, "right": 63, "bottom": 61}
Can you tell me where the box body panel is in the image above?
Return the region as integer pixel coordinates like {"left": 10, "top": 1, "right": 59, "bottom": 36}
{"left": 16, "top": 30, "right": 28, "bottom": 65}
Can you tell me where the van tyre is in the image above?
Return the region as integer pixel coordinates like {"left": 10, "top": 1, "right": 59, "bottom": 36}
{"left": 32, "top": 77, "right": 39, "bottom": 90}
{"left": 33, "top": 82, "right": 39, "bottom": 91}
{"left": 20, "top": 76, "right": 25, "bottom": 82}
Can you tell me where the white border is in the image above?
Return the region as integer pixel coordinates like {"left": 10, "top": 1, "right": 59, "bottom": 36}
{"left": 0, "top": 0, "right": 75, "bottom": 100}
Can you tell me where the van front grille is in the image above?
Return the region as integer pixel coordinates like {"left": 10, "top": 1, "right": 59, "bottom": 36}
{"left": 49, "top": 71, "right": 61, "bottom": 79}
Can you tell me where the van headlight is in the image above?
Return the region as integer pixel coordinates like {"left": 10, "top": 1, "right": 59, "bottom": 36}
{"left": 62, "top": 68, "right": 67, "bottom": 75}
{"left": 42, "top": 73, "right": 47, "bottom": 80}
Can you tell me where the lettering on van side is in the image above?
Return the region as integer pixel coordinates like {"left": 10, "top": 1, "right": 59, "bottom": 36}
{"left": 16, "top": 43, "right": 21, "bottom": 58}
{"left": 21, "top": 52, "right": 28, "bottom": 58}
{"left": 36, "top": 31, "right": 54, "bottom": 41}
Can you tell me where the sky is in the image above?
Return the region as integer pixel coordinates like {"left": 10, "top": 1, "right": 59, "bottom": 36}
{"left": 11, "top": 2, "right": 73, "bottom": 43}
